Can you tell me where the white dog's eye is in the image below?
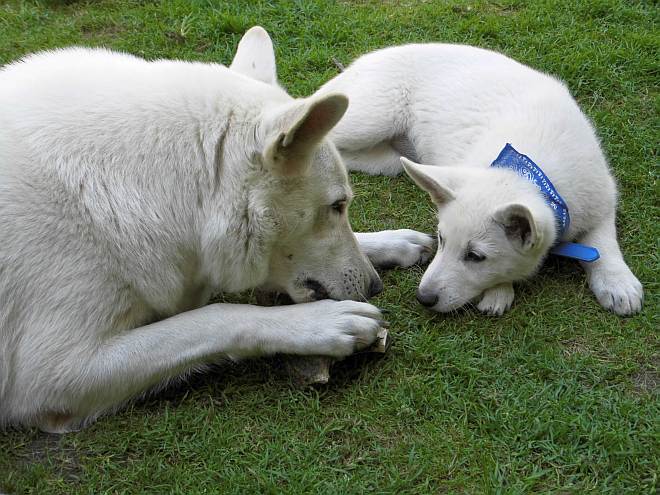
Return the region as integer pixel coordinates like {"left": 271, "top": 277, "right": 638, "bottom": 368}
{"left": 331, "top": 200, "right": 347, "bottom": 214}
{"left": 464, "top": 251, "right": 486, "bottom": 262}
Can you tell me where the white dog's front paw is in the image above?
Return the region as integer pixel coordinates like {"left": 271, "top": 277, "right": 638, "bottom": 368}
{"left": 477, "top": 283, "right": 515, "bottom": 315}
{"left": 288, "top": 300, "right": 383, "bottom": 358}
{"left": 357, "top": 230, "right": 436, "bottom": 269}
{"left": 589, "top": 266, "right": 643, "bottom": 316}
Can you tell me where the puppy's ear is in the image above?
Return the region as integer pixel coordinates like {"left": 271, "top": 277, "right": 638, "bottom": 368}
{"left": 493, "top": 203, "right": 541, "bottom": 251}
{"left": 230, "top": 26, "right": 277, "bottom": 85}
{"left": 401, "top": 157, "right": 456, "bottom": 204}
{"left": 262, "top": 93, "right": 348, "bottom": 176}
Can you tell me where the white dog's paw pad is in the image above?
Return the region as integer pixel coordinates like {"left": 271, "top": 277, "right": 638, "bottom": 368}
{"left": 477, "top": 284, "right": 515, "bottom": 315}
{"left": 590, "top": 269, "right": 643, "bottom": 316}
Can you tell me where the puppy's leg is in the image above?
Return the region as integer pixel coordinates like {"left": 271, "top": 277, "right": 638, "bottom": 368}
{"left": 477, "top": 283, "right": 515, "bottom": 315}
{"left": 579, "top": 216, "right": 643, "bottom": 315}
{"left": 36, "top": 300, "right": 382, "bottom": 432}
{"left": 340, "top": 142, "right": 404, "bottom": 176}
{"left": 356, "top": 230, "right": 436, "bottom": 269}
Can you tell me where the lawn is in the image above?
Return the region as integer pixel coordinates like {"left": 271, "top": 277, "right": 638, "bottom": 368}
{"left": 0, "top": 0, "right": 657, "bottom": 493}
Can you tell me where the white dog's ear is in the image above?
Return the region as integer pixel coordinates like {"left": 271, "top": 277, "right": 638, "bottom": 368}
{"left": 401, "top": 157, "right": 456, "bottom": 204}
{"left": 230, "top": 26, "right": 277, "bottom": 85}
{"left": 493, "top": 203, "right": 541, "bottom": 251}
{"left": 263, "top": 93, "right": 348, "bottom": 176}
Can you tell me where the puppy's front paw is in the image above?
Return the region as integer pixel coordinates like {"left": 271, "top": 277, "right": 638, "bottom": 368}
{"left": 293, "top": 300, "right": 383, "bottom": 358}
{"left": 477, "top": 283, "right": 515, "bottom": 315}
{"left": 361, "top": 229, "right": 436, "bottom": 268}
{"left": 589, "top": 266, "right": 643, "bottom": 316}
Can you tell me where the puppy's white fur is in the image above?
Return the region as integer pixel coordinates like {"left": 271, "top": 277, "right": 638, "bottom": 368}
{"left": 318, "top": 43, "right": 643, "bottom": 315}
{"left": 0, "top": 45, "right": 393, "bottom": 432}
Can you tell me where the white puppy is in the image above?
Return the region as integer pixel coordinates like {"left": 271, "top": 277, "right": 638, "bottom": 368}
{"left": 318, "top": 43, "right": 643, "bottom": 316}
{"left": 0, "top": 40, "right": 434, "bottom": 432}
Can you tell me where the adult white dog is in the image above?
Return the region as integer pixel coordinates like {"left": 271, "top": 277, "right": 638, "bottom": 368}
{"left": 0, "top": 33, "right": 432, "bottom": 432}
{"left": 318, "top": 43, "right": 643, "bottom": 316}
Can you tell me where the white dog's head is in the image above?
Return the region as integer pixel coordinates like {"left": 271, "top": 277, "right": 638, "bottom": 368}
{"left": 401, "top": 158, "right": 557, "bottom": 312}
{"left": 229, "top": 27, "right": 381, "bottom": 303}
{"left": 255, "top": 94, "right": 381, "bottom": 302}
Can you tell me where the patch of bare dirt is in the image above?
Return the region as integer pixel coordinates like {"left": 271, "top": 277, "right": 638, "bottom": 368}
{"left": 14, "top": 433, "right": 84, "bottom": 483}
{"left": 631, "top": 356, "right": 659, "bottom": 394}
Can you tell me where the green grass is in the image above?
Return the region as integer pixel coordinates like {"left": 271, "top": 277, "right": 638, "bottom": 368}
{"left": 0, "top": 0, "right": 658, "bottom": 493}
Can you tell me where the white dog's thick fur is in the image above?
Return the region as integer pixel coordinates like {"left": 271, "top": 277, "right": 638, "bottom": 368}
{"left": 318, "top": 43, "right": 643, "bottom": 315}
{"left": 0, "top": 36, "right": 435, "bottom": 432}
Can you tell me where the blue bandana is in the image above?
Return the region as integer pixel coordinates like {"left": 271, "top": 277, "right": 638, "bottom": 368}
{"left": 490, "top": 144, "right": 599, "bottom": 262}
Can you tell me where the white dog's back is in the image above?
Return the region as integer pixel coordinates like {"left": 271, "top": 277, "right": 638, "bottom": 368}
{"left": 0, "top": 48, "right": 288, "bottom": 329}
{"left": 0, "top": 49, "right": 274, "bottom": 425}
{"left": 321, "top": 44, "right": 604, "bottom": 179}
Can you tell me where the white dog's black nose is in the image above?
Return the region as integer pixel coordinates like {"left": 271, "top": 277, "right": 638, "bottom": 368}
{"left": 416, "top": 288, "right": 438, "bottom": 307}
{"left": 304, "top": 279, "right": 329, "bottom": 300}
{"left": 368, "top": 277, "right": 383, "bottom": 298}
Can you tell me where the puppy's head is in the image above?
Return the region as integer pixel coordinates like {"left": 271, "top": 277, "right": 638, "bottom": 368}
{"left": 402, "top": 158, "right": 557, "bottom": 312}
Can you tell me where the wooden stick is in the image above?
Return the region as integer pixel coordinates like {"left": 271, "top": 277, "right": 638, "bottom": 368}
{"left": 254, "top": 291, "right": 390, "bottom": 385}
{"left": 283, "top": 327, "right": 390, "bottom": 385}
{"left": 331, "top": 56, "right": 346, "bottom": 72}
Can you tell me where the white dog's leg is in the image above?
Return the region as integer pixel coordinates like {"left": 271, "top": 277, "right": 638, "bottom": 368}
{"left": 356, "top": 230, "right": 436, "bottom": 268}
{"left": 340, "top": 142, "right": 404, "bottom": 176}
{"left": 38, "top": 300, "right": 382, "bottom": 432}
{"left": 579, "top": 217, "right": 643, "bottom": 315}
{"left": 477, "top": 283, "right": 515, "bottom": 315}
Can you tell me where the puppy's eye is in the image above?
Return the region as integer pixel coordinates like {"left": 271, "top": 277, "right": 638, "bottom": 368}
{"left": 464, "top": 251, "right": 486, "bottom": 262}
{"left": 437, "top": 232, "right": 444, "bottom": 247}
{"left": 331, "top": 200, "right": 347, "bottom": 214}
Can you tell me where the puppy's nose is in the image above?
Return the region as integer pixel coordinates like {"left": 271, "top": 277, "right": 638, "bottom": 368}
{"left": 368, "top": 276, "right": 383, "bottom": 298}
{"left": 416, "top": 288, "right": 438, "bottom": 307}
